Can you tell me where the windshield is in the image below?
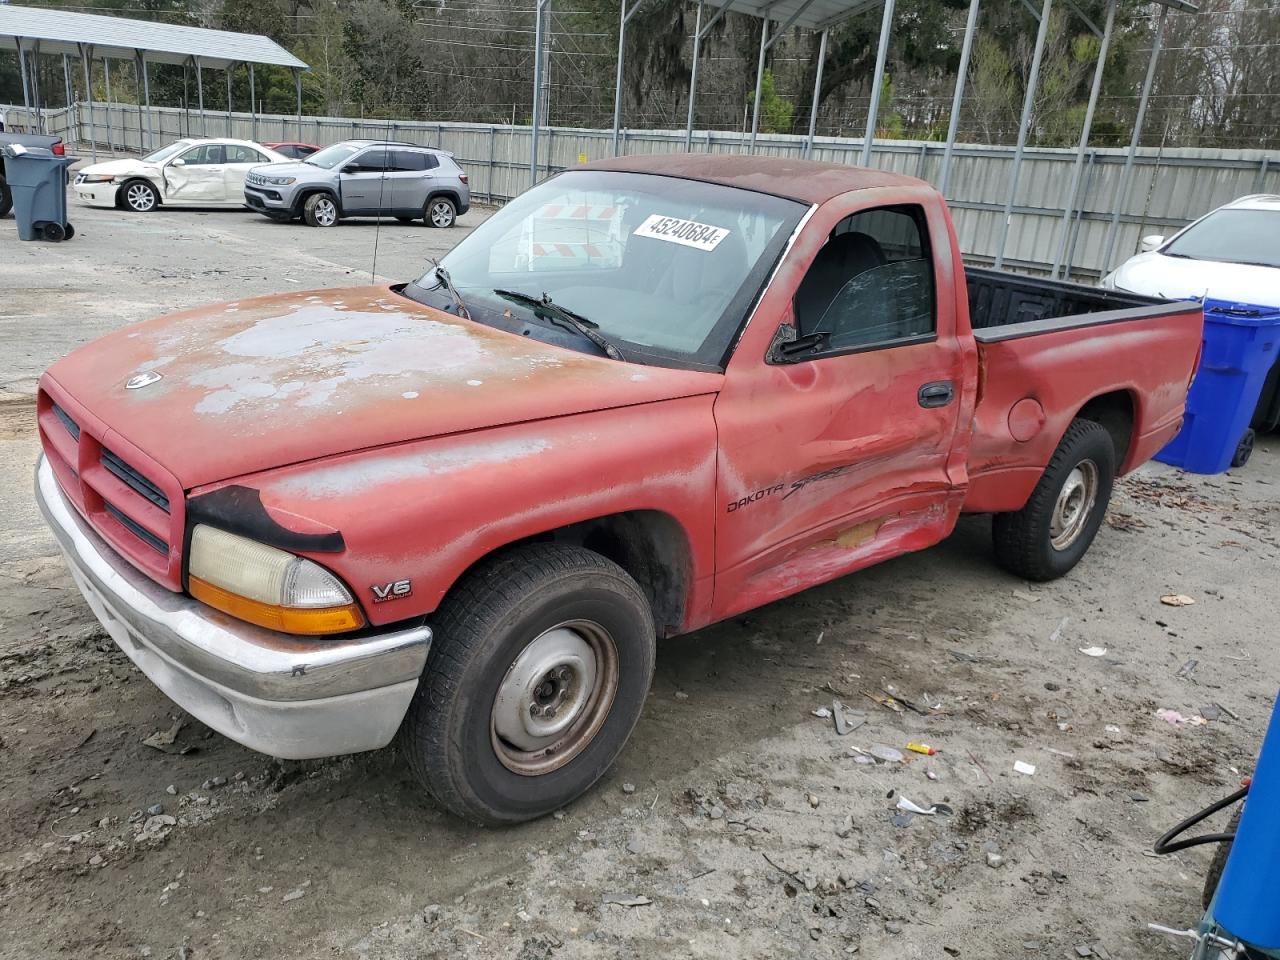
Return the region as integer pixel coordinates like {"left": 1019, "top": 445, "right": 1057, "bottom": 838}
{"left": 306, "top": 143, "right": 362, "bottom": 169}
{"left": 1163, "top": 208, "right": 1280, "bottom": 268}
{"left": 143, "top": 141, "right": 192, "bottom": 164}
{"left": 403, "top": 170, "right": 805, "bottom": 368}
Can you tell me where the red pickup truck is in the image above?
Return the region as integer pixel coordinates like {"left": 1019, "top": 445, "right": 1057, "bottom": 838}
{"left": 35, "top": 155, "right": 1202, "bottom": 824}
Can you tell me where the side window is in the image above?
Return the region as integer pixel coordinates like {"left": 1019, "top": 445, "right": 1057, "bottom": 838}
{"left": 225, "top": 144, "right": 266, "bottom": 164}
{"left": 353, "top": 147, "right": 390, "bottom": 173}
{"left": 793, "top": 204, "right": 935, "bottom": 352}
{"left": 388, "top": 150, "right": 426, "bottom": 172}
{"left": 179, "top": 144, "right": 222, "bottom": 165}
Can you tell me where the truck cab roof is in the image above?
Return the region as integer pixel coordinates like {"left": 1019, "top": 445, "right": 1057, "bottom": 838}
{"left": 582, "top": 153, "right": 926, "bottom": 205}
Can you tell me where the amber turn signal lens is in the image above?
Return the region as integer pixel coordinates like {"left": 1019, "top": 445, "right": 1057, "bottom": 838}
{"left": 189, "top": 576, "right": 365, "bottom": 636}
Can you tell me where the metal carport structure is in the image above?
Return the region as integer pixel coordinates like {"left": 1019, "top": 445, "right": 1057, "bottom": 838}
{"left": 533, "top": 0, "right": 1196, "bottom": 275}
{"left": 0, "top": 4, "right": 308, "bottom": 162}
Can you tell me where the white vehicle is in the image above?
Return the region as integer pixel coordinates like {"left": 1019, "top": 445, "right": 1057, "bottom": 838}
{"left": 73, "top": 138, "right": 289, "bottom": 213}
{"left": 1101, "top": 195, "right": 1280, "bottom": 303}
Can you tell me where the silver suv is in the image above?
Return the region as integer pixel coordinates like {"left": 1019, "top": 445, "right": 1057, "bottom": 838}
{"left": 243, "top": 140, "right": 470, "bottom": 228}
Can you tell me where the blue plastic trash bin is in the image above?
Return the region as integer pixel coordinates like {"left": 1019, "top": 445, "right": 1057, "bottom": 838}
{"left": 1213, "top": 691, "right": 1280, "bottom": 949}
{"left": 1, "top": 144, "right": 75, "bottom": 242}
{"left": 1155, "top": 299, "right": 1280, "bottom": 473}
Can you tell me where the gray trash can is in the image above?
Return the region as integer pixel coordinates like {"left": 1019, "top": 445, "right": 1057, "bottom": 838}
{"left": 1, "top": 144, "right": 75, "bottom": 242}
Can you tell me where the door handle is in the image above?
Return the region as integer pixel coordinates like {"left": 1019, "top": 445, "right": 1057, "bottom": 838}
{"left": 918, "top": 380, "right": 955, "bottom": 408}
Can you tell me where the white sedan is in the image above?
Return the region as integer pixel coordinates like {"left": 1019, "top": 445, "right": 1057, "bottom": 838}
{"left": 1101, "top": 195, "right": 1280, "bottom": 303}
{"left": 73, "top": 138, "right": 289, "bottom": 212}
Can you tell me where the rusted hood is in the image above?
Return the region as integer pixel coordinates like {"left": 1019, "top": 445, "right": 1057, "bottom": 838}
{"left": 44, "top": 285, "right": 722, "bottom": 489}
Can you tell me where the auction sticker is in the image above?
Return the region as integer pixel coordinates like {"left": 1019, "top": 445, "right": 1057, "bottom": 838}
{"left": 633, "top": 214, "right": 730, "bottom": 251}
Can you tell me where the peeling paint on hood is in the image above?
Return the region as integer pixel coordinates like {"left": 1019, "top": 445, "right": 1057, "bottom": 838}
{"left": 45, "top": 285, "right": 722, "bottom": 488}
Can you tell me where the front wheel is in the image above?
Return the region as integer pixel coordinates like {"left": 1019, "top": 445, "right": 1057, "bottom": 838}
{"left": 425, "top": 196, "right": 457, "bottom": 228}
{"left": 993, "top": 418, "right": 1116, "bottom": 581}
{"left": 121, "top": 179, "right": 159, "bottom": 213}
{"left": 399, "top": 543, "right": 656, "bottom": 824}
{"left": 303, "top": 193, "right": 338, "bottom": 227}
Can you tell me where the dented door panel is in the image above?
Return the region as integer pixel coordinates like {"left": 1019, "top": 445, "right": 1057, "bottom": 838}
{"left": 709, "top": 186, "right": 977, "bottom": 620}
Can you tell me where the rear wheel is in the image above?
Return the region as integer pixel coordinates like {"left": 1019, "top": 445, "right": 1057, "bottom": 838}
{"left": 121, "top": 179, "right": 159, "bottom": 213}
{"left": 1231, "top": 429, "right": 1255, "bottom": 468}
{"left": 426, "top": 196, "right": 457, "bottom": 228}
{"left": 399, "top": 543, "right": 656, "bottom": 824}
{"left": 41, "top": 222, "right": 65, "bottom": 242}
{"left": 1203, "top": 807, "right": 1242, "bottom": 910}
{"left": 993, "top": 418, "right": 1116, "bottom": 581}
{"left": 303, "top": 193, "right": 338, "bottom": 227}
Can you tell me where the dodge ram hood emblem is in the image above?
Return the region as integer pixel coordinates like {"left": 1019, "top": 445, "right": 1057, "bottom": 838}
{"left": 125, "top": 371, "right": 163, "bottom": 390}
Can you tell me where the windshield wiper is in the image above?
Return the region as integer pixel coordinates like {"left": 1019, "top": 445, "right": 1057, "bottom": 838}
{"left": 493, "top": 289, "right": 624, "bottom": 361}
{"left": 429, "top": 258, "right": 470, "bottom": 319}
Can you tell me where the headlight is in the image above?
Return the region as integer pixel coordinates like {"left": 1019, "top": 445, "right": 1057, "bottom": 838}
{"left": 264, "top": 176, "right": 296, "bottom": 186}
{"left": 188, "top": 524, "right": 365, "bottom": 635}
{"left": 80, "top": 174, "right": 117, "bottom": 183}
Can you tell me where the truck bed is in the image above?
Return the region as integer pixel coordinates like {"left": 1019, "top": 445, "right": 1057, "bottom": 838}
{"left": 961, "top": 266, "right": 1203, "bottom": 513}
{"left": 965, "top": 266, "right": 1168, "bottom": 337}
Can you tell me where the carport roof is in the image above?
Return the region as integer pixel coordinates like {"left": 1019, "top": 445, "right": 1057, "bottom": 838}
{"left": 0, "top": 4, "right": 308, "bottom": 70}
{"left": 700, "top": 0, "right": 1195, "bottom": 29}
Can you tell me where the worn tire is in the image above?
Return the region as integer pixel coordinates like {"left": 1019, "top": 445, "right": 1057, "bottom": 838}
{"left": 1202, "top": 806, "right": 1242, "bottom": 910}
{"left": 425, "top": 195, "right": 457, "bottom": 228}
{"left": 302, "top": 192, "right": 339, "bottom": 227}
{"left": 0, "top": 177, "right": 11, "bottom": 218}
{"left": 1231, "top": 428, "right": 1255, "bottom": 468}
{"left": 992, "top": 418, "right": 1116, "bottom": 581}
{"left": 399, "top": 543, "right": 656, "bottom": 825}
{"left": 120, "top": 179, "right": 159, "bottom": 213}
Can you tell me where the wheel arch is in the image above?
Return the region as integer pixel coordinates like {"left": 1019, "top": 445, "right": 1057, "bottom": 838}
{"left": 1072, "top": 389, "right": 1137, "bottom": 473}
{"left": 293, "top": 185, "right": 341, "bottom": 216}
{"left": 441, "top": 509, "right": 694, "bottom": 638}
{"left": 425, "top": 188, "right": 461, "bottom": 210}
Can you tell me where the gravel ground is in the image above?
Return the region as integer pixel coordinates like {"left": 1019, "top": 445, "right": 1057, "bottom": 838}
{"left": 1, "top": 182, "right": 1278, "bottom": 960}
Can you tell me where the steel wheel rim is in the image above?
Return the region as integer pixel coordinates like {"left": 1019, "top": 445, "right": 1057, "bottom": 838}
{"left": 1050, "top": 459, "right": 1099, "bottom": 550}
{"left": 314, "top": 198, "right": 336, "bottom": 226}
{"left": 127, "top": 184, "right": 155, "bottom": 211}
{"left": 491, "top": 620, "right": 619, "bottom": 776}
{"left": 430, "top": 201, "right": 453, "bottom": 227}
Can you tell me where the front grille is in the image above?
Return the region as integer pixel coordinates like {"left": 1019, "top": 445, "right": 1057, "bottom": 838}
{"left": 104, "top": 501, "right": 168, "bottom": 554}
{"left": 51, "top": 403, "right": 80, "bottom": 440}
{"left": 101, "top": 448, "right": 170, "bottom": 512}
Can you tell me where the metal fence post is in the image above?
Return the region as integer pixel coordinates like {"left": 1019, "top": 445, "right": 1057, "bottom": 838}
{"left": 530, "top": 0, "right": 552, "bottom": 185}
{"left": 748, "top": 14, "right": 770, "bottom": 152}
{"left": 939, "top": 0, "right": 980, "bottom": 195}
{"left": 1100, "top": 5, "right": 1167, "bottom": 274}
{"left": 1051, "top": 0, "right": 1115, "bottom": 277}
{"left": 862, "top": 0, "right": 896, "bottom": 167}
{"left": 78, "top": 45, "right": 98, "bottom": 161}
{"left": 804, "top": 28, "right": 829, "bottom": 159}
{"left": 994, "top": 0, "right": 1053, "bottom": 269}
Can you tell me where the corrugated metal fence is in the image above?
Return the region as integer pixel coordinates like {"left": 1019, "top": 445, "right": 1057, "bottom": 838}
{"left": 5, "top": 101, "right": 1277, "bottom": 279}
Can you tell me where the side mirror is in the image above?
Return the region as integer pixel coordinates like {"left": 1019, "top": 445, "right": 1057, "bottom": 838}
{"left": 171, "top": 158, "right": 186, "bottom": 167}
{"left": 1140, "top": 234, "right": 1165, "bottom": 253}
{"left": 341, "top": 163, "right": 360, "bottom": 174}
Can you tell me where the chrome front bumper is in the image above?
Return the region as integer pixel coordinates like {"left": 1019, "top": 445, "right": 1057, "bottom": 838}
{"left": 35, "top": 456, "right": 431, "bottom": 759}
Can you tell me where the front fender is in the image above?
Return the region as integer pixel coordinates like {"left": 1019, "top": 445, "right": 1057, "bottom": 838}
{"left": 189, "top": 398, "right": 718, "bottom": 628}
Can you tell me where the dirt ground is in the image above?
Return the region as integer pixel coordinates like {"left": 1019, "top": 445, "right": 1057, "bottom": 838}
{"left": 1, "top": 182, "right": 1278, "bottom": 960}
